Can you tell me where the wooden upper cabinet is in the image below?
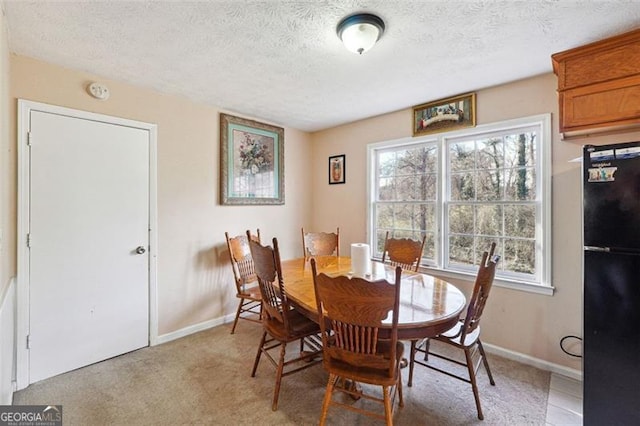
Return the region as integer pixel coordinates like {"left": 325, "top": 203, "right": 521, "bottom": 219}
{"left": 552, "top": 28, "right": 640, "bottom": 137}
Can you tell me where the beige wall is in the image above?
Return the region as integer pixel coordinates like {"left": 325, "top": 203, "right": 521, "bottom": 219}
{"left": 9, "top": 55, "right": 313, "bottom": 335}
{"left": 310, "top": 73, "right": 640, "bottom": 370}
{"left": 6, "top": 52, "right": 640, "bottom": 370}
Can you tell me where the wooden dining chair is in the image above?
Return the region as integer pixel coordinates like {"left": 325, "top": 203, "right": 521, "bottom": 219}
{"left": 301, "top": 227, "right": 339, "bottom": 260}
{"left": 225, "top": 229, "right": 262, "bottom": 334}
{"left": 311, "top": 258, "right": 404, "bottom": 426}
{"left": 381, "top": 231, "right": 426, "bottom": 272}
{"left": 408, "top": 242, "right": 500, "bottom": 420}
{"left": 248, "top": 233, "right": 323, "bottom": 411}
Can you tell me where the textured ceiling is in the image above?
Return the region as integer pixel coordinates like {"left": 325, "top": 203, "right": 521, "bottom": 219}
{"left": 3, "top": 1, "right": 640, "bottom": 132}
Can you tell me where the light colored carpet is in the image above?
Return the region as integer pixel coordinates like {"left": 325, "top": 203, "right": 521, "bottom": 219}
{"left": 13, "top": 323, "right": 550, "bottom": 425}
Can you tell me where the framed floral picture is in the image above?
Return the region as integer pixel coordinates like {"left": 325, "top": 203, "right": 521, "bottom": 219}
{"left": 220, "top": 113, "right": 284, "bottom": 205}
{"left": 329, "top": 154, "right": 345, "bottom": 184}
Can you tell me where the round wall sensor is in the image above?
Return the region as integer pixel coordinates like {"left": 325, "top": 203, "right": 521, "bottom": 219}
{"left": 88, "top": 82, "right": 110, "bottom": 100}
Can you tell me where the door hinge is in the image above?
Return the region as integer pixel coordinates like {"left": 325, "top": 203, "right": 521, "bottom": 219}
{"left": 27, "top": 131, "right": 32, "bottom": 146}
{"left": 26, "top": 233, "right": 31, "bottom": 248}
{"left": 26, "top": 334, "right": 31, "bottom": 349}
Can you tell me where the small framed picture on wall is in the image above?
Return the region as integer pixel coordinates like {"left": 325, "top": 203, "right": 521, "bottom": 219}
{"left": 328, "top": 154, "right": 345, "bottom": 185}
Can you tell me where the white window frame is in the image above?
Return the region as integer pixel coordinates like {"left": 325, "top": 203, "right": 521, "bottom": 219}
{"left": 370, "top": 140, "right": 440, "bottom": 264}
{"left": 367, "top": 114, "right": 552, "bottom": 295}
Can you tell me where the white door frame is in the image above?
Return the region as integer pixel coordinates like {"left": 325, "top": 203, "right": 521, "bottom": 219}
{"left": 16, "top": 99, "right": 159, "bottom": 390}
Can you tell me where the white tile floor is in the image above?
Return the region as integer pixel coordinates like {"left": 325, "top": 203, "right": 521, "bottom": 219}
{"left": 546, "top": 374, "right": 583, "bottom": 425}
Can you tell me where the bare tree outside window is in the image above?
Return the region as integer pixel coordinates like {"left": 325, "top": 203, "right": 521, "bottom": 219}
{"left": 374, "top": 144, "right": 438, "bottom": 261}
{"left": 447, "top": 131, "right": 537, "bottom": 275}
{"left": 370, "top": 115, "right": 549, "bottom": 287}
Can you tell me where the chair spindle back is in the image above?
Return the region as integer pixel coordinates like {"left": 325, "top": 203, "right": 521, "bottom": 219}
{"left": 225, "top": 230, "right": 261, "bottom": 291}
{"left": 248, "top": 234, "right": 291, "bottom": 332}
{"left": 460, "top": 242, "right": 499, "bottom": 344}
{"left": 381, "top": 231, "right": 426, "bottom": 272}
{"left": 312, "top": 259, "right": 402, "bottom": 378}
{"left": 302, "top": 227, "right": 340, "bottom": 259}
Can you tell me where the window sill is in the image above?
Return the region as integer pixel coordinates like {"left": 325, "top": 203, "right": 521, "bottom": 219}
{"left": 419, "top": 266, "right": 555, "bottom": 296}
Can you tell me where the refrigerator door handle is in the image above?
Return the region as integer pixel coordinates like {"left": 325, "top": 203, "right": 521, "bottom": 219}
{"left": 584, "top": 246, "right": 610, "bottom": 252}
{"left": 584, "top": 246, "right": 640, "bottom": 254}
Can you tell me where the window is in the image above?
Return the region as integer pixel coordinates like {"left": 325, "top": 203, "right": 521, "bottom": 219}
{"left": 368, "top": 114, "right": 551, "bottom": 292}
{"left": 374, "top": 144, "right": 438, "bottom": 260}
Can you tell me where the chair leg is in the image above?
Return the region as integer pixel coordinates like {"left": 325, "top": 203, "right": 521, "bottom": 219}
{"left": 230, "top": 298, "right": 244, "bottom": 334}
{"left": 408, "top": 340, "right": 416, "bottom": 387}
{"left": 251, "top": 331, "right": 267, "bottom": 377}
{"left": 464, "top": 347, "right": 484, "bottom": 420}
{"left": 423, "top": 338, "right": 430, "bottom": 361}
{"left": 478, "top": 340, "right": 496, "bottom": 385}
{"left": 382, "top": 385, "right": 393, "bottom": 426}
{"left": 271, "top": 342, "right": 287, "bottom": 411}
{"left": 319, "top": 374, "right": 338, "bottom": 426}
{"left": 397, "top": 364, "right": 404, "bottom": 408}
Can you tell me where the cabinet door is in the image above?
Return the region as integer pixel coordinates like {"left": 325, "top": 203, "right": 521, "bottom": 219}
{"left": 560, "top": 75, "right": 640, "bottom": 133}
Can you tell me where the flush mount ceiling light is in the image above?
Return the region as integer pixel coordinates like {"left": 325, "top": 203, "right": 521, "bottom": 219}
{"left": 336, "top": 13, "right": 385, "bottom": 55}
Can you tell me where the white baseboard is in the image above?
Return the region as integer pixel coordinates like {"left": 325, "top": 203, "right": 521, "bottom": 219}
{"left": 155, "top": 313, "right": 583, "bottom": 383}
{"left": 483, "top": 342, "right": 582, "bottom": 381}
{"left": 0, "top": 277, "right": 16, "bottom": 405}
{"left": 155, "top": 313, "right": 235, "bottom": 345}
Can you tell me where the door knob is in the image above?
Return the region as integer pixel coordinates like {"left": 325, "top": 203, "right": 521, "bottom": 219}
{"left": 136, "top": 246, "right": 146, "bottom": 255}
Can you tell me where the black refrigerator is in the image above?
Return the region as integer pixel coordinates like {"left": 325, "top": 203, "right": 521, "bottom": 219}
{"left": 583, "top": 141, "right": 640, "bottom": 425}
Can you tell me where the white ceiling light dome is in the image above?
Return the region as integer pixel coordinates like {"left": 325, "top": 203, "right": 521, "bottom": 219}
{"left": 337, "top": 13, "right": 385, "bottom": 55}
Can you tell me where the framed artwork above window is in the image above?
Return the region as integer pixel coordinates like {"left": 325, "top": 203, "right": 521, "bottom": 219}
{"left": 413, "top": 93, "right": 476, "bottom": 136}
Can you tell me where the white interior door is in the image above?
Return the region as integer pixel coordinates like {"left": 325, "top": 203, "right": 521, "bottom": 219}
{"left": 28, "top": 110, "right": 150, "bottom": 383}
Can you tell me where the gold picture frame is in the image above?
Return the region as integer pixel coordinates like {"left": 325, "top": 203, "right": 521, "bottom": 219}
{"left": 412, "top": 92, "right": 476, "bottom": 136}
{"left": 220, "top": 113, "right": 284, "bottom": 205}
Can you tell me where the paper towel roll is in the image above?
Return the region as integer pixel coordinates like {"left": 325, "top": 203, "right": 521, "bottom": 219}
{"left": 351, "top": 243, "right": 371, "bottom": 277}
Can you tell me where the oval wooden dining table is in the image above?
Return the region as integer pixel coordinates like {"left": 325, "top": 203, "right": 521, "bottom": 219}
{"left": 280, "top": 256, "right": 467, "bottom": 340}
